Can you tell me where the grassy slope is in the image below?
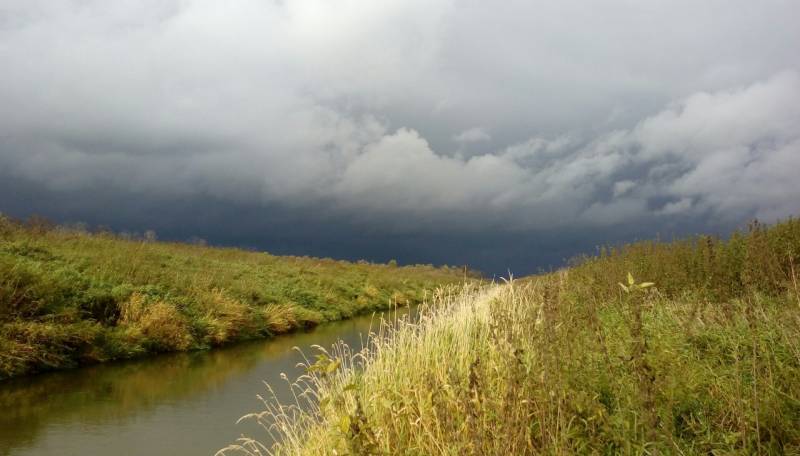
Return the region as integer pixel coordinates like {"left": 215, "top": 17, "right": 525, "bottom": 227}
{"left": 0, "top": 215, "right": 465, "bottom": 379}
{"left": 229, "top": 218, "right": 800, "bottom": 455}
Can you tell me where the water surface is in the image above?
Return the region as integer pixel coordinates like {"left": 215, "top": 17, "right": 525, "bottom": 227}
{"left": 0, "top": 308, "right": 407, "bottom": 456}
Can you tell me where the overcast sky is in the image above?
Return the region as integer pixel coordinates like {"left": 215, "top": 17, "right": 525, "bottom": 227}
{"left": 1, "top": 0, "right": 799, "bottom": 274}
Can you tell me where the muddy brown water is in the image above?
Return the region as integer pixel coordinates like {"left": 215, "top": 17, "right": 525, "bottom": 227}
{"left": 0, "top": 307, "right": 412, "bottom": 456}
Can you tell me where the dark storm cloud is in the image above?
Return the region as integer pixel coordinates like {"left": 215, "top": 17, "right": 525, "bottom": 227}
{"left": 1, "top": 171, "right": 715, "bottom": 276}
{"left": 1, "top": 0, "right": 799, "bottom": 272}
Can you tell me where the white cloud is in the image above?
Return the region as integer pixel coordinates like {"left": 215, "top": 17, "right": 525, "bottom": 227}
{"left": 330, "top": 71, "right": 800, "bottom": 229}
{"left": 453, "top": 127, "right": 491, "bottom": 143}
{"left": 613, "top": 181, "right": 636, "bottom": 197}
{"left": 658, "top": 198, "right": 693, "bottom": 216}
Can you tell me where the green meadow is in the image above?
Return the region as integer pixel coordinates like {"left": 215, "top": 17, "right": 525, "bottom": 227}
{"left": 0, "top": 214, "right": 465, "bottom": 380}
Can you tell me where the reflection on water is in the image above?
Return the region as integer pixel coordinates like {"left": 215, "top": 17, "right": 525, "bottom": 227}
{"left": 0, "top": 307, "right": 411, "bottom": 456}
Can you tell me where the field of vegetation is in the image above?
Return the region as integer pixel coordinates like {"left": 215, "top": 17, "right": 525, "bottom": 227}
{"left": 0, "top": 214, "right": 465, "bottom": 380}
{"left": 224, "top": 218, "right": 800, "bottom": 455}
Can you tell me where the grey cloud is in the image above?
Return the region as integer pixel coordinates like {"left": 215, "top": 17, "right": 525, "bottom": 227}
{"left": 328, "top": 72, "right": 800, "bottom": 230}
{"left": 1, "top": 0, "right": 799, "bottom": 238}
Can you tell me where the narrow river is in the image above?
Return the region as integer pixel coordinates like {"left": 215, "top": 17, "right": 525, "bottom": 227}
{"left": 0, "top": 307, "right": 410, "bottom": 456}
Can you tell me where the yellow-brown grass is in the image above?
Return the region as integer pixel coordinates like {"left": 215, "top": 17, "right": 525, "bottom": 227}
{"left": 119, "top": 293, "right": 192, "bottom": 351}
{"left": 221, "top": 271, "right": 800, "bottom": 455}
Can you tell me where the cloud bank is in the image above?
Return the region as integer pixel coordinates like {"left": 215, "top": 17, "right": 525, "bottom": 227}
{"left": 1, "top": 0, "right": 799, "bottom": 239}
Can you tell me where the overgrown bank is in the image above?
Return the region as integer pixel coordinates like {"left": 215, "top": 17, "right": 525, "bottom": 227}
{"left": 0, "top": 215, "right": 466, "bottom": 379}
{"left": 224, "top": 218, "right": 800, "bottom": 455}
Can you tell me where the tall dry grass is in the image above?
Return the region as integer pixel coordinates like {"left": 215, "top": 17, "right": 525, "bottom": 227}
{"left": 569, "top": 218, "right": 800, "bottom": 302}
{"left": 221, "top": 270, "right": 800, "bottom": 455}
{"left": 118, "top": 292, "right": 193, "bottom": 351}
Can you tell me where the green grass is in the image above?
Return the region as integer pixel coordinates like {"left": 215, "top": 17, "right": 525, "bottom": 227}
{"left": 0, "top": 214, "right": 466, "bottom": 380}
{"left": 222, "top": 218, "right": 800, "bottom": 455}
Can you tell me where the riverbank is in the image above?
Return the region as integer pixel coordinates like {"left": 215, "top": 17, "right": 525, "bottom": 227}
{"left": 225, "top": 218, "right": 800, "bottom": 454}
{"left": 0, "top": 215, "right": 467, "bottom": 380}
{"left": 0, "top": 306, "right": 413, "bottom": 456}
